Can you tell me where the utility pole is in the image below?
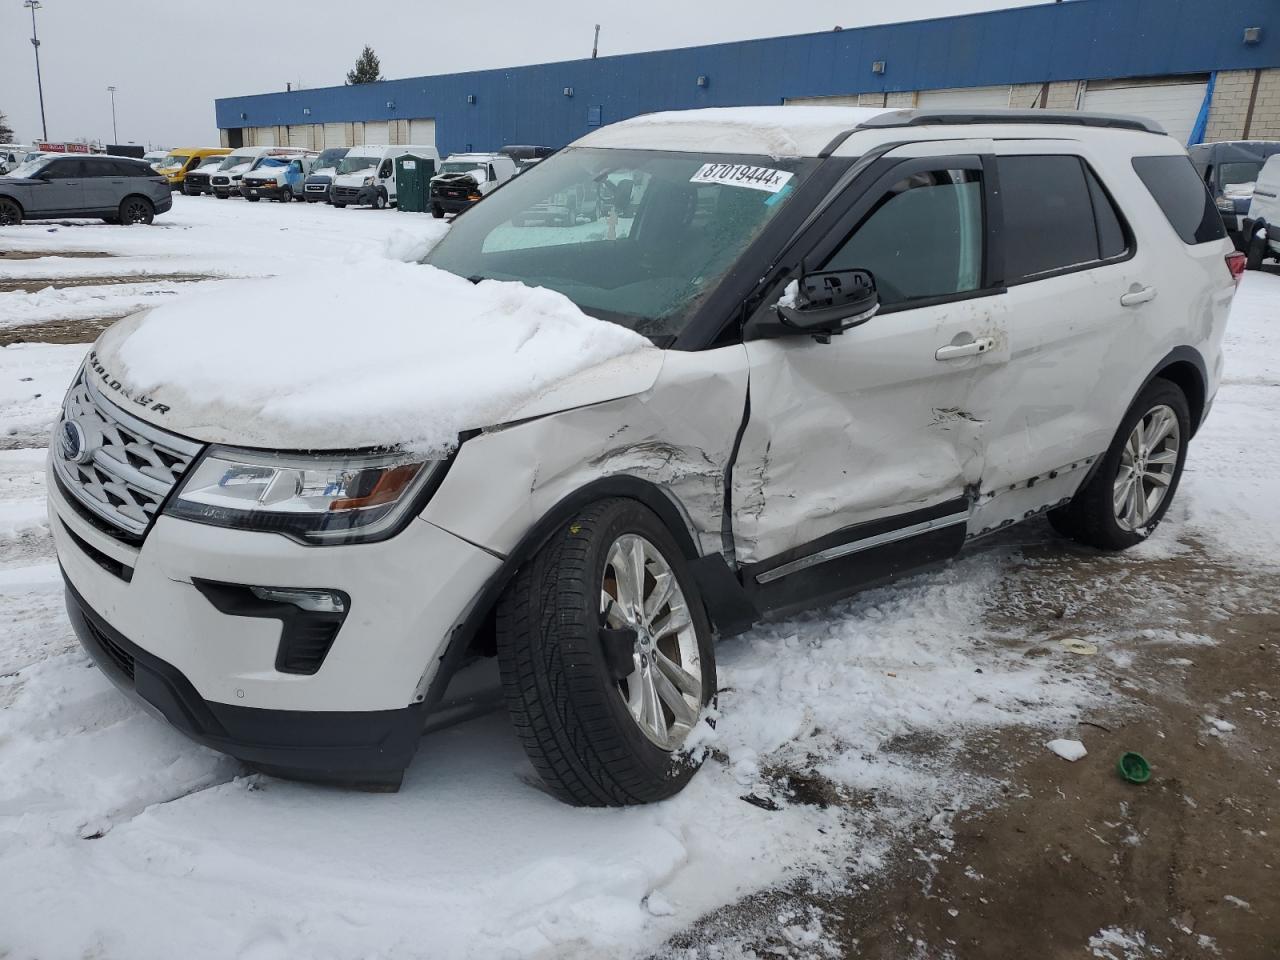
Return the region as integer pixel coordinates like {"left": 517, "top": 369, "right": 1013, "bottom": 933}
{"left": 24, "top": 0, "right": 48, "bottom": 142}
{"left": 592, "top": 24, "right": 600, "bottom": 59}
{"left": 106, "top": 86, "right": 118, "bottom": 143}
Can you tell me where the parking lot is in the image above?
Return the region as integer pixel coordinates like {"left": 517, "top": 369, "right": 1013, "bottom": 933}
{"left": 0, "top": 192, "right": 1274, "bottom": 958}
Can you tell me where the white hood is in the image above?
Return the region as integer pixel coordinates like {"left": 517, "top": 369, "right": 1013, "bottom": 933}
{"left": 91, "top": 262, "right": 661, "bottom": 455}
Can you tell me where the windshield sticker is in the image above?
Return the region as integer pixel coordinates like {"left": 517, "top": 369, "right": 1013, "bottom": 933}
{"left": 690, "top": 163, "right": 793, "bottom": 194}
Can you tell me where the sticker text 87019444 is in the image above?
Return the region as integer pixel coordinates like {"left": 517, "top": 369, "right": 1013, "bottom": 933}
{"left": 690, "top": 163, "right": 794, "bottom": 194}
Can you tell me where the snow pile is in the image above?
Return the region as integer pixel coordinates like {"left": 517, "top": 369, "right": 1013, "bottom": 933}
{"left": 99, "top": 261, "right": 656, "bottom": 453}
{"left": 1047, "top": 738, "right": 1088, "bottom": 762}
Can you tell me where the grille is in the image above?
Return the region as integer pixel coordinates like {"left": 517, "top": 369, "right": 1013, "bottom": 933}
{"left": 304, "top": 183, "right": 326, "bottom": 192}
{"left": 186, "top": 173, "right": 209, "bottom": 184}
{"left": 212, "top": 175, "right": 229, "bottom": 186}
{"left": 52, "top": 374, "right": 203, "bottom": 541}
{"left": 331, "top": 185, "right": 361, "bottom": 202}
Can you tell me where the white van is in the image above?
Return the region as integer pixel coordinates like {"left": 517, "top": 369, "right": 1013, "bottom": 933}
{"left": 209, "top": 147, "right": 306, "bottom": 199}
{"left": 50, "top": 107, "right": 1242, "bottom": 803}
{"left": 330, "top": 144, "right": 439, "bottom": 209}
{"left": 1243, "top": 153, "right": 1280, "bottom": 269}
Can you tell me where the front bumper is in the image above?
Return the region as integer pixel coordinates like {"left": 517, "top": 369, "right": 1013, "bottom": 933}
{"left": 331, "top": 184, "right": 377, "bottom": 205}
{"left": 50, "top": 457, "right": 503, "bottom": 782}
{"left": 432, "top": 193, "right": 479, "bottom": 214}
{"left": 241, "top": 182, "right": 289, "bottom": 200}
{"left": 156, "top": 194, "right": 173, "bottom": 214}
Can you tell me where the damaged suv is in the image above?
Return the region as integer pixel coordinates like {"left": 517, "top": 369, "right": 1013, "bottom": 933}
{"left": 50, "top": 107, "right": 1241, "bottom": 805}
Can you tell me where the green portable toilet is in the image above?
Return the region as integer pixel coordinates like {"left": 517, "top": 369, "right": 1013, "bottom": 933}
{"left": 395, "top": 154, "right": 436, "bottom": 213}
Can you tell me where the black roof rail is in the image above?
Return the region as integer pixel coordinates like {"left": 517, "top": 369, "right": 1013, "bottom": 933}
{"left": 856, "top": 108, "right": 1166, "bottom": 136}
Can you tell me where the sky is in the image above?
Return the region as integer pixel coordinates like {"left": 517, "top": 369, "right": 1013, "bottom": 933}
{"left": 0, "top": 0, "right": 1044, "bottom": 148}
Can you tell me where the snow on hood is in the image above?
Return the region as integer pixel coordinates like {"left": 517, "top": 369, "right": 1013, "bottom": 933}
{"left": 92, "top": 263, "right": 659, "bottom": 454}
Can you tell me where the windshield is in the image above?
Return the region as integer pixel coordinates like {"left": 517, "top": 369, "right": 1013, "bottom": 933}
{"left": 251, "top": 157, "right": 289, "bottom": 171}
{"left": 425, "top": 146, "right": 814, "bottom": 342}
{"left": 1219, "top": 161, "right": 1263, "bottom": 195}
{"left": 337, "top": 155, "right": 378, "bottom": 174}
{"left": 195, "top": 157, "right": 223, "bottom": 170}
{"left": 441, "top": 161, "right": 488, "bottom": 178}
{"left": 218, "top": 154, "right": 253, "bottom": 170}
{"left": 315, "top": 148, "right": 347, "bottom": 168}
{"left": 160, "top": 154, "right": 190, "bottom": 168}
{"left": 5, "top": 157, "right": 50, "bottom": 179}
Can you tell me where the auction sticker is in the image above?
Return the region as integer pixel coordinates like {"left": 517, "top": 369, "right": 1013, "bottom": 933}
{"left": 690, "top": 163, "right": 793, "bottom": 193}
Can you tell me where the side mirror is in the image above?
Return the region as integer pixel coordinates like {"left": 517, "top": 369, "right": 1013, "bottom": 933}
{"left": 775, "top": 269, "right": 879, "bottom": 337}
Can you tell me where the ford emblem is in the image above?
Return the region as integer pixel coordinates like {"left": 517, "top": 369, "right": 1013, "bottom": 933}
{"left": 60, "top": 420, "right": 91, "bottom": 465}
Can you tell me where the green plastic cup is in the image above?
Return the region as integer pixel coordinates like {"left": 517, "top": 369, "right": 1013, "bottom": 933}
{"left": 1117, "top": 752, "right": 1151, "bottom": 784}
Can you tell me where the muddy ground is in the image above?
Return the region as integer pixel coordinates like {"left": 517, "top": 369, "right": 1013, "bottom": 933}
{"left": 662, "top": 531, "right": 1279, "bottom": 959}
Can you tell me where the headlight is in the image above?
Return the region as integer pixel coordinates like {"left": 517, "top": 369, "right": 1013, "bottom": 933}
{"left": 165, "top": 446, "right": 443, "bottom": 545}
{"left": 363, "top": 176, "right": 376, "bottom": 186}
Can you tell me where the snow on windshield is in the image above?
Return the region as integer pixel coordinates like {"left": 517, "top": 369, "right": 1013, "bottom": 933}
{"left": 5, "top": 158, "right": 50, "bottom": 179}
{"left": 98, "top": 261, "right": 655, "bottom": 453}
{"left": 337, "top": 155, "right": 379, "bottom": 174}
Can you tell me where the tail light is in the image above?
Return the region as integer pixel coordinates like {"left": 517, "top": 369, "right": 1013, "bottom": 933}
{"left": 1225, "top": 251, "right": 1247, "bottom": 286}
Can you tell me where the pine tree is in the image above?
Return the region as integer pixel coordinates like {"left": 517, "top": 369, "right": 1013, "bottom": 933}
{"left": 346, "top": 47, "right": 384, "bottom": 85}
{"left": 0, "top": 110, "right": 15, "bottom": 143}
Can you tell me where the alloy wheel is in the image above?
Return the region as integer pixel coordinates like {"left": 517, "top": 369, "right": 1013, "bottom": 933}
{"left": 1114, "top": 403, "right": 1180, "bottom": 532}
{"left": 600, "top": 534, "right": 703, "bottom": 749}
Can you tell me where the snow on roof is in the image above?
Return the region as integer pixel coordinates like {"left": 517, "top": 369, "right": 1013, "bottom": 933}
{"left": 574, "top": 106, "right": 893, "bottom": 158}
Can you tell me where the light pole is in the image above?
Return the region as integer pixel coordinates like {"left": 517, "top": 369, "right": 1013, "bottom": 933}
{"left": 24, "top": 0, "right": 48, "bottom": 142}
{"left": 107, "top": 86, "right": 117, "bottom": 143}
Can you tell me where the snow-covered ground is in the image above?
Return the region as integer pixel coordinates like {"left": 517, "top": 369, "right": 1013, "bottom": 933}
{"left": 0, "top": 196, "right": 1276, "bottom": 959}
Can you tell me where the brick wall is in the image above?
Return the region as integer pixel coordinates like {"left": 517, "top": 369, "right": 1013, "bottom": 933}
{"left": 1205, "top": 68, "right": 1280, "bottom": 142}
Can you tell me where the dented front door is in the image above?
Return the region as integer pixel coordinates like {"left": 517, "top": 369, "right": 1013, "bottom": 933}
{"left": 732, "top": 148, "right": 1008, "bottom": 577}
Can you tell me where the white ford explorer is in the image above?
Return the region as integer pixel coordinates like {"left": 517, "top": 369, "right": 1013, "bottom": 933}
{"left": 49, "top": 107, "right": 1243, "bottom": 804}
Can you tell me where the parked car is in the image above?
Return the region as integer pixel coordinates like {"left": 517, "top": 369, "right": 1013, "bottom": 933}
{"left": 241, "top": 154, "right": 316, "bottom": 202}
{"left": 181, "top": 155, "right": 226, "bottom": 196}
{"left": 302, "top": 147, "right": 349, "bottom": 203}
{"left": 429, "top": 153, "right": 518, "bottom": 217}
{"left": 1242, "top": 152, "right": 1280, "bottom": 269}
{"left": 48, "top": 107, "right": 1241, "bottom": 804}
{"left": 0, "top": 144, "right": 33, "bottom": 175}
{"left": 330, "top": 144, "right": 439, "bottom": 208}
{"left": 156, "top": 147, "right": 231, "bottom": 192}
{"left": 209, "top": 147, "right": 304, "bottom": 199}
{"left": 1189, "top": 139, "right": 1280, "bottom": 248}
{"left": 498, "top": 144, "right": 555, "bottom": 173}
{"left": 143, "top": 150, "right": 169, "bottom": 169}
{"left": 0, "top": 153, "right": 171, "bottom": 225}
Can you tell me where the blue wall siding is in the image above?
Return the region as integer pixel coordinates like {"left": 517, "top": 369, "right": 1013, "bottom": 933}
{"left": 216, "top": 0, "right": 1279, "bottom": 156}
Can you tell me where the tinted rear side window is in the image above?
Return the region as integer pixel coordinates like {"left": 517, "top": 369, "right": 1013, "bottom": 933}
{"left": 1085, "top": 167, "right": 1129, "bottom": 260}
{"left": 999, "top": 156, "right": 1100, "bottom": 281}
{"left": 1131, "top": 155, "right": 1226, "bottom": 244}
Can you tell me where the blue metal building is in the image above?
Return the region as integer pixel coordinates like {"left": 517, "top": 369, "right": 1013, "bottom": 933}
{"left": 216, "top": 0, "right": 1279, "bottom": 155}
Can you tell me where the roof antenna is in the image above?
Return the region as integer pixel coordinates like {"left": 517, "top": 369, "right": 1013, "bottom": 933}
{"left": 592, "top": 24, "right": 600, "bottom": 59}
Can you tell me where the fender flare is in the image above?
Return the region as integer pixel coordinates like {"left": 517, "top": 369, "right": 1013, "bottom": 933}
{"left": 1140, "top": 345, "right": 1209, "bottom": 436}
{"left": 419, "top": 475, "right": 705, "bottom": 713}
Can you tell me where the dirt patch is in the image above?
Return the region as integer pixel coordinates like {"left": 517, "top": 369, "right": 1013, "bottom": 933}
{"left": 0, "top": 273, "right": 216, "bottom": 294}
{"left": 0, "top": 250, "right": 114, "bottom": 260}
{"left": 657, "top": 529, "right": 1280, "bottom": 959}
{"left": 0, "top": 315, "right": 127, "bottom": 346}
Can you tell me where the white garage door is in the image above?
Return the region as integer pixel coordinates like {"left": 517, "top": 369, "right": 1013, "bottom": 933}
{"left": 916, "top": 85, "right": 1011, "bottom": 110}
{"left": 323, "top": 123, "right": 350, "bottom": 148}
{"left": 363, "top": 121, "right": 389, "bottom": 145}
{"left": 1082, "top": 78, "right": 1208, "bottom": 145}
{"left": 287, "top": 125, "right": 311, "bottom": 149}
{"left": 407, "top": 118, "right": 436, "bottom": 149}
{"left": 250, "top": 126, "right": 275, "bottom": 147}
{"left": 784, "top": 94, "right": 864, "bottom": 107}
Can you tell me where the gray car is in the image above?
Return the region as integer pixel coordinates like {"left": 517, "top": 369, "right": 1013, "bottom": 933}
{"left": 0, "top": 154, "right": 173, "bottom": 226}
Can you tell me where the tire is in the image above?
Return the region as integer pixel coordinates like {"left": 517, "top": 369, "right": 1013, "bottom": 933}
{"left": 215, "top": 192, "right": 228, "bottom": 199}
{"left": 0, "top": 197, "right": 23, "bottom": 226}
{"left": 1245, "top": 229, "right": 1267, "bottom": 270}
{"left": 1049, "top": 378, "right": 1190, "bottom": 551}
{"left": 118, "top": 196, "right": 154, "bottom": 226}
{"left": 373, "top": 190, "right": 388, "bottom": 210}
{"left": 496, "top": 498, "right": 716, "bottom": 806}
{"left": 332, "top": 202, "right": 346, "bottom": 209}
{"left": 246, "top": 195, "right": 260, "bottom": 202}
{"left": 431, "top": 205, "right": 444, "bottom": 219}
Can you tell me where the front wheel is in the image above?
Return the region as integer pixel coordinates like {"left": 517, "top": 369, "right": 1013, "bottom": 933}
{"left": 0, "top": 198, "right": 23, "bottom": 225}
{"left": 431, "top": 205, "right": 444, "bottom": 219}
{"left": 496, "top": 498, "right": 715, "bottom": 806}
{"left": 1049, "top": 378, "right": 1190, "bottom": 550}
{"left": 119, "top": 196, "right": 154, "bottom": 225}
{"left": 373, "top": 189, "right": 388, "bottom": 210}
{"left": 332, "top": 202, "right": 346, "bottom": 209}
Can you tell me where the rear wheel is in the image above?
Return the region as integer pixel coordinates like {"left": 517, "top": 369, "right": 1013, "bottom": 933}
{"left": 0, "top": 198, "right": 23, "bottom": 226}
{"left": 496, "top": 498, "right": 715, "bottom": 806}
{"left": 1049, "top": 378, "right": 1189, "bottom": 550}
{"left": 119, "top": 196, "right": 154, "bottom": 225}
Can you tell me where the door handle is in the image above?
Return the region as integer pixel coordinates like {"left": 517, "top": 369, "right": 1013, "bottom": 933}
{"left": 1120, "top": 285, "right": 1157, "bottom": 307}
{"left": 935, "top": 337, "right": 994, "bottom": 361}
